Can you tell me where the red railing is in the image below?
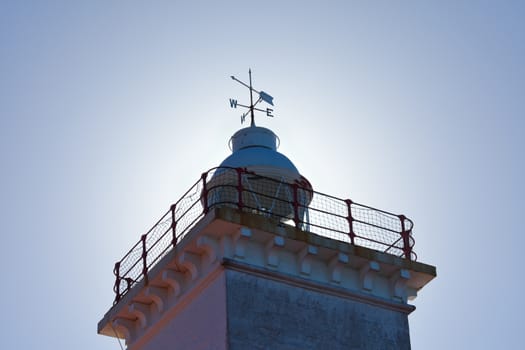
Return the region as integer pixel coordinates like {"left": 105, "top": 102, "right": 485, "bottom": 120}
{"left": 112, "top": 167, "right": 416, "bottom": 304}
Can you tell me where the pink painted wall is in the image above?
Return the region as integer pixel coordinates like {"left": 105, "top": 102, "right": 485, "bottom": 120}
{"left": 134, "top": 272, "right": 227, "bottom": 350}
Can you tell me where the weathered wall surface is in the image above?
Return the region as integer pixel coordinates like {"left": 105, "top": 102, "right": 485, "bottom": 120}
{"left": 226, "top": 269, "right": 411, "bottom": 350}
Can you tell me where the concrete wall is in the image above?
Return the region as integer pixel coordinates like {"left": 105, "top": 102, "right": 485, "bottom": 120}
{"left": 136, "top": 273, "right": 228, "bottom": 350}
{"left": 226, "top": 269, "right": 411, "bottom": 350}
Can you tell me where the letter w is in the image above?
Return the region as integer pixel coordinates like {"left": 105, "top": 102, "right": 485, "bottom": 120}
{"left": 229, "top": 99, "right": 238, "bottom": 108}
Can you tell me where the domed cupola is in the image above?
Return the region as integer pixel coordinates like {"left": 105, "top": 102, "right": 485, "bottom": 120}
{"left": 206, "top": 124, "right": 313, "bottom": 226}
{"left": 220, "top": 125, "right": 300, "bottom": 179}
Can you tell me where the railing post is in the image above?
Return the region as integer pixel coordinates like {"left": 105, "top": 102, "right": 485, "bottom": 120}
{"left": 399, "top": 215, "right": 412, "bottom": 261}
{"left": 236, "top": 168, "right": 244, "bottom": 210}
{"left": 345, "top": 199, "right": 355, "bottom": 245}
{"left": 113, "top": 262, "right": 121, "bottom": 305}
{"left": 141, "top": 234, "right": 149, "bottom": 285}
{"left": 171, "top": 204, "right": 177, "bottom": 247}
{"left": 292, "top": 183, "right": 300, "bottom": 228}
{"left": 201, "top": 172, "right": 209, "bottom": 214}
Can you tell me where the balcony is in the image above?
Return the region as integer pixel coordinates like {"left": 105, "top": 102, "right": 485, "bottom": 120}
{"left": 111, "top": 167, "right": 416, "bottom": 305}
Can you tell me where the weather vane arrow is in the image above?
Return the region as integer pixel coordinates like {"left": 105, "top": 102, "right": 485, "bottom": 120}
{"left": 229, "top": 69, "right": 274, "bottom": 126}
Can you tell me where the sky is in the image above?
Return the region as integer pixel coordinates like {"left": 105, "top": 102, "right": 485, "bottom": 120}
{"left": 1, "top": 1, "right": 524, "bottom": 349}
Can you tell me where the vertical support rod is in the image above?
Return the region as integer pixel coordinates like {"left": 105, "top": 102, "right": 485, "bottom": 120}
{"left": 292, "top": 183, "right": 300, "bottom": 228}
{"left": 249, "top": 69, "right": 255, "bottom": 126}
{"left": 399, "top": 215, "right": 412, "bottom": 261}
{"left": 236, "top": 168, "right": 244, "bottom": 210}
{"left": 201, "top": 172, "right": 209, "bottom": 214}
{"left": 171, "top": 204, "right": 177, "bottom": 247}
{"left": 113, "top": 262, "right": 121, "bottom": 305}
{"left": 141, "top": 234, "right": 149, "bottom": 285}
{"left": 345, "top": 199, "right": 355, "bottom": 245}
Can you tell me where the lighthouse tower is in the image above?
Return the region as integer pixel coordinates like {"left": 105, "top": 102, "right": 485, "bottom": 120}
{"left": 98, "top": 73, "right": 436, "bottom": 350}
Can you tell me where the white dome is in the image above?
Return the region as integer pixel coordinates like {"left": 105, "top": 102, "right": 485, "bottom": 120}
{"left": 219, "top": 126, "right": 300, "bottom": 178}
{"left": 206, "top": 125, "right": 313, "bottom": 223}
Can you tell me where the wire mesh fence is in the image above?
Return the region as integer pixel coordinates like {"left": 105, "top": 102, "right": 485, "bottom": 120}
{"left": 113, "top": 167, "right": 416, "bottom": 304}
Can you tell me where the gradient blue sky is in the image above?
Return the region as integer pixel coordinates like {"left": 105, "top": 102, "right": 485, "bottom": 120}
{"left": 1, "top": 1, "right": 524, "bottom": 349}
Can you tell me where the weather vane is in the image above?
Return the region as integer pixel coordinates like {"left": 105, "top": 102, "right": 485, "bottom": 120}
{"left": 229, "top": 69, "right": 274, "bottom": 126}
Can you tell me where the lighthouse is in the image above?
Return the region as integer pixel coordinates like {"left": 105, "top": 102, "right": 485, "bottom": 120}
{"left": 97, "top": 72, "right": 436, "bottom": 350}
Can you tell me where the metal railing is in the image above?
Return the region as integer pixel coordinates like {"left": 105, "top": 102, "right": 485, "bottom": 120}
{"left": 112, "top": 167, "right": 416, "bottom": 304}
